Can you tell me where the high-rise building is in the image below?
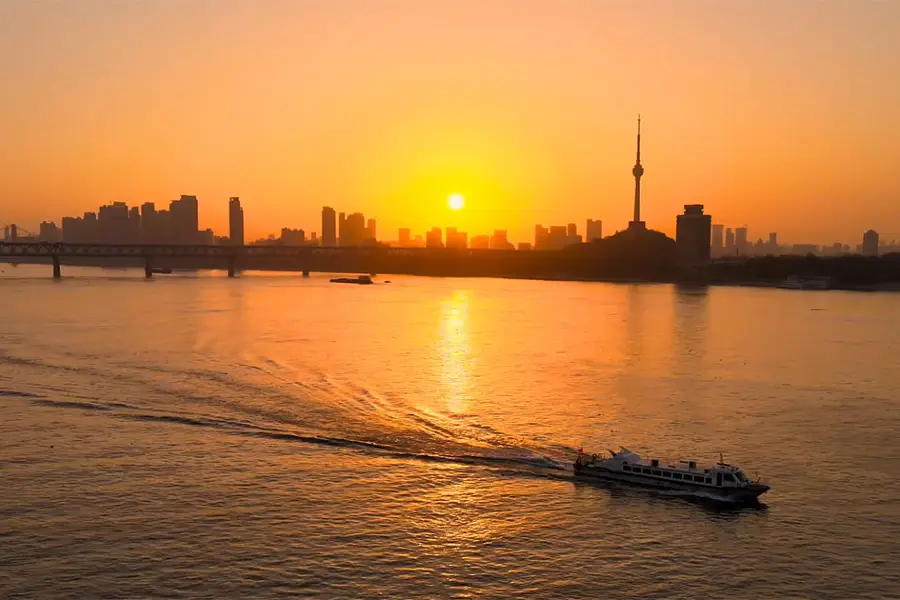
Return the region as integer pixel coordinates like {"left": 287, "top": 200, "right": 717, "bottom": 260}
{"left": 98, "top": 202, "right": 130, "bottom": 243}
{"left": 445, "top": 227, "right": 467, "bottom": 249}
{"left": 490, "top": 230, "right": 513, "bottom": 250}
{"left": 38, "top": 222, "right": 61, "bottom": 242}
{"left": 366, "top": 218, "right": 376, "bottom": 241}
{"left": 128, "top": 207, "right": 141, "bottom": 242}
{"left": 170, "top": 195, "right": 199, "bottom": 244}
{"left": 586, "top": 219, "right": 602, "bottom": 242}
{"left": 711, "top": 224, "right": 724, "bottom": 254}
{"left": 534, "top": 225, "right": 549, "bottom": 249}
{"left": 725, "top": 228, "right": 735, "bottom": 253}
{"left": 768, "top": 232, "right": 778, "bottom": 254}
{"left": 567, "top": 223, "right": 577, "bottom": 238}
{"left": 321, "top": 207, "right": 337, "bottom": 247}
{"left": 862, "top": 230, "right": 879, "bottom": 256}
{"left": 425, "top": 227, "right": 443, "bottom": 248}
{"left": 338, "top": 212, "right": 346, "bottom": 246}
{"left": 735, "top": 226, "right": 748, "bottom": 255}
{"left": 280, "top": 228, "right": 305, "bottom": 246}
{"left": 676, "top": 205, "right": 712, "bottom": 265}
{"left": 398, "top": 228, "right": 411, "bottom": 247}
{"left": 341, "top": 213, "right": 366, "bottom": 246}
{"left": 229, "top": 197, "right": 244, "bottom": 246}
{"left": 628, "top": 115, "right": 645, "bottom": 231}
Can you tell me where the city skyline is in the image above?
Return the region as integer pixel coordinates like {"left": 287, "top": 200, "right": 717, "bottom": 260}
{"left": 2, "top": 2, "right": 899, "bottom": 243}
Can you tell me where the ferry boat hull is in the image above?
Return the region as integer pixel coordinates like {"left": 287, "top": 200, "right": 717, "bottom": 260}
{"left": 574, "top": 464, "right": 769, "bottom": 503}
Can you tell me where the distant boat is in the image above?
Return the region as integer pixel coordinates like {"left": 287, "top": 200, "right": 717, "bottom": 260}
{"left": 330, "top": 275, "right": 374, "bottom": 285}
{"left": 150, "top": 267, "right": 173, "bottom": 275}
{"left": 777, "top": 275, "right": 831, "bottom": 290}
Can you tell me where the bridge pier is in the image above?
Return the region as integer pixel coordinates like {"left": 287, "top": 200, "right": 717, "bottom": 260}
{"left": 144, "top": 256, "right": 153, "bottom": 279}
{"left": 302, "top": 270, "right": 310, "bottom": 277}
{"left": 52, "top": 255, "right": 61, "bottom": 279}
{"left": 227, "top": 255, "right": 237, "bottom": 278}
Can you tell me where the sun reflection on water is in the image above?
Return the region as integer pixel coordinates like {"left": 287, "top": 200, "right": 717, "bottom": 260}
{"left": 437, "top": 290, "right": 472, "bottom": 414}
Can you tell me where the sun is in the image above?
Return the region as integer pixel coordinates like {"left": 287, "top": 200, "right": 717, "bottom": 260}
{"left": 448, "top": 193, "right": 465, "bottom": 211}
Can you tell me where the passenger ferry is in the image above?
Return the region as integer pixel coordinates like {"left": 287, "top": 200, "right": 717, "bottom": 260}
{"left": 574, "top": 447, "right": 769, "bottom": 503}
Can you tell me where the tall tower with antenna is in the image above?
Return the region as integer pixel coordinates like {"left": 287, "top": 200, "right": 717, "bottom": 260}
{"left": 628, "top": 115, "right": 646, "bottom": 230}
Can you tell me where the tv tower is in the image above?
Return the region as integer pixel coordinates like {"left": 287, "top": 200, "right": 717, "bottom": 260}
{"left": 628, "top": 115, "right": 646, "bottom": 230}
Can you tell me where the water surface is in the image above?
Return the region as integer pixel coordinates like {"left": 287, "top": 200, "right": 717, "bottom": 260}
{"left": 2, "top": 265, "right": 899, "bottom": 599}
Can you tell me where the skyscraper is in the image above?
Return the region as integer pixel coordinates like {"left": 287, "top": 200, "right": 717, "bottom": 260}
{"left": 229, "top": 197, "right": 244, "bottom": 246}
{"left": 711, "top": 224, "right": 724, "bottom": 254}
{"left": 675, "top": 205, "right": 712, "bottom": 265}
{"left": 725, "top": 228, "right": 735, "bottom": 253}
{"left": 366, "top": 218, "right": 376, "bottom": 241}
{"left": 735, "top": 226, "right": 748, "bottom": 255}
{"left": 170, "top": 195, "right": 199, "bottom": 244}
{"left": 338, "top": 212, "right": 346, "bottom": 246}
{"left": 586, "top": 219, "right": 602, "bottom": 242}
{"left": 628, "top": 115, "right": 645, "bottom": 230}
{"left": 862, "top": 230, "right": 879, "bottom": 256}
{"left": 321, "top": 206, "right": 337, "bottom": 247}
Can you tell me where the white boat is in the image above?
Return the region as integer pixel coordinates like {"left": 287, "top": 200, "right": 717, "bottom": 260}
{"left": 573, "top": 447, "right": 769, "bottom": 503}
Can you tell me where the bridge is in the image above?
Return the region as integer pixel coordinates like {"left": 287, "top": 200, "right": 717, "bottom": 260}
{"left": 0, "top": 240, "right": 585, "bottom": 280}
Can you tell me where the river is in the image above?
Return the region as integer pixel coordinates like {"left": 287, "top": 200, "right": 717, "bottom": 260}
{"left": 2, "top": 265, "right": 899, "bottom": 599}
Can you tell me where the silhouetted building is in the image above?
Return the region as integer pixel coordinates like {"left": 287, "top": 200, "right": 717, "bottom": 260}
{"left": 711, "top": 224, "right": 724, "bottom": 254}
{"left": 535, "top": 225, "right": 580, "bottom": 250}
{"left": 426, "top": 227, "right": 443, "bottom": 248}
{"left": 198, "top": 229, "right": 214, "bottom": 245}
{"left": 366, "top": 218, "right": 376, "bottom": 242}
{"left": 98, "top": 202, "right": 130, "bottom": 243}
{"left": 767, "top": 232, "right": 779, "bottom": 254}
{"left": 676, "top": 204, "right": 712, "bottom": 265}
{"left": 322, "top": 207, "right": 337, "bottom": 247}
{"left": 38, "top": 221, "right": 61, "bottom": 242}
{"left": 446, "top": 227, "right": 467, "bottom": 249}
{"left": 534, "top": 225, "right": 548, "bottom": 248}
{"left": 338, "top": 212, "right": 346, "bottom": 246}
{"left": 398, "top": 228, "right": 411, "bottom": 247}
{"left": 170, "top": 195, "right": 199, "bottom": 244}
{"left": 586, "top": 219, "right": 602, "bottom": 242}
{"left": 862, "top": 230, "right": 879, "bottom": 256}
{"left": 229, "top": 197, "right": 244, "bottom": 246}
{"left": 725, "top": 228, "right": 735, "bottom": 254}
{"left": 342, "top": 213, "right": 366, "bottom": 246}
{"left": 735, "top": 226, "right": 748, "bottom": 255}
{"left": 518, "top": 242, "right": 532, "bottom": 251}
{"left": 490, "top": 230, "right": 514, "bottom": 250}
{"left": 628, "top": 116, "right": 646, "bottom": 231}
{"left": 470, "top": 234, "right": 490, "bottom": 249}
{"left": 281, "top": 228, "right": 305, "bottom": 246}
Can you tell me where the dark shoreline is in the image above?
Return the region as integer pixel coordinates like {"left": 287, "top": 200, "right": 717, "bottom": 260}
{"left": 3, "top": 256, "right": 900, "bottom": 292}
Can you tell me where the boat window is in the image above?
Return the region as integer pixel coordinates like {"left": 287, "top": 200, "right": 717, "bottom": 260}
{"left": 623, "top": 465, "right": 631, "bottom": 472}
{"left": 723, "top": 473, "right": 736, "bottom": 482}
{"left": 663, "top": 472, "right": 672, "bottom": 478}
{"left": 705, "top": 478, "right": 712, "bottom": 484}
{"left": 642, "top": 468, "right": 651, "bottom": 474}
{"left": 672, "top": 473, "right": 682, "bottom": 480}
{"left": 651, "top": 470, "right": 661, "bottom": 476}
{"left": 693, "top": 476, "right": 704, "bottom": 483}
{"left": 735, "top": 471, "right": 750, "bottom": 483}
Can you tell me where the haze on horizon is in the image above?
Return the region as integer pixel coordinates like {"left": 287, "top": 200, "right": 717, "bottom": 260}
{"left": 1, "top": 0, "right": 899, "bottom": 245}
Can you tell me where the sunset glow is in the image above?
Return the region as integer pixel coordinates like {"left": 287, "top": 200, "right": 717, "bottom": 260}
{"left": 448, "top": 194, "right": 465, "bottom": 211}
{"left": 1, "top": 1, "right": 899, "bottom": 244}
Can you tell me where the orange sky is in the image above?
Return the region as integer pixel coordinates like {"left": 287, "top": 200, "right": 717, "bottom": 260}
{"left": 1, "top": 0, "right": 899, "bottom": 244}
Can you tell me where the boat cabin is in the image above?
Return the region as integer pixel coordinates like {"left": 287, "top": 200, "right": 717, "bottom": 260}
{"left": 578, "top": 448, "right": 754, "bottom": 489}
